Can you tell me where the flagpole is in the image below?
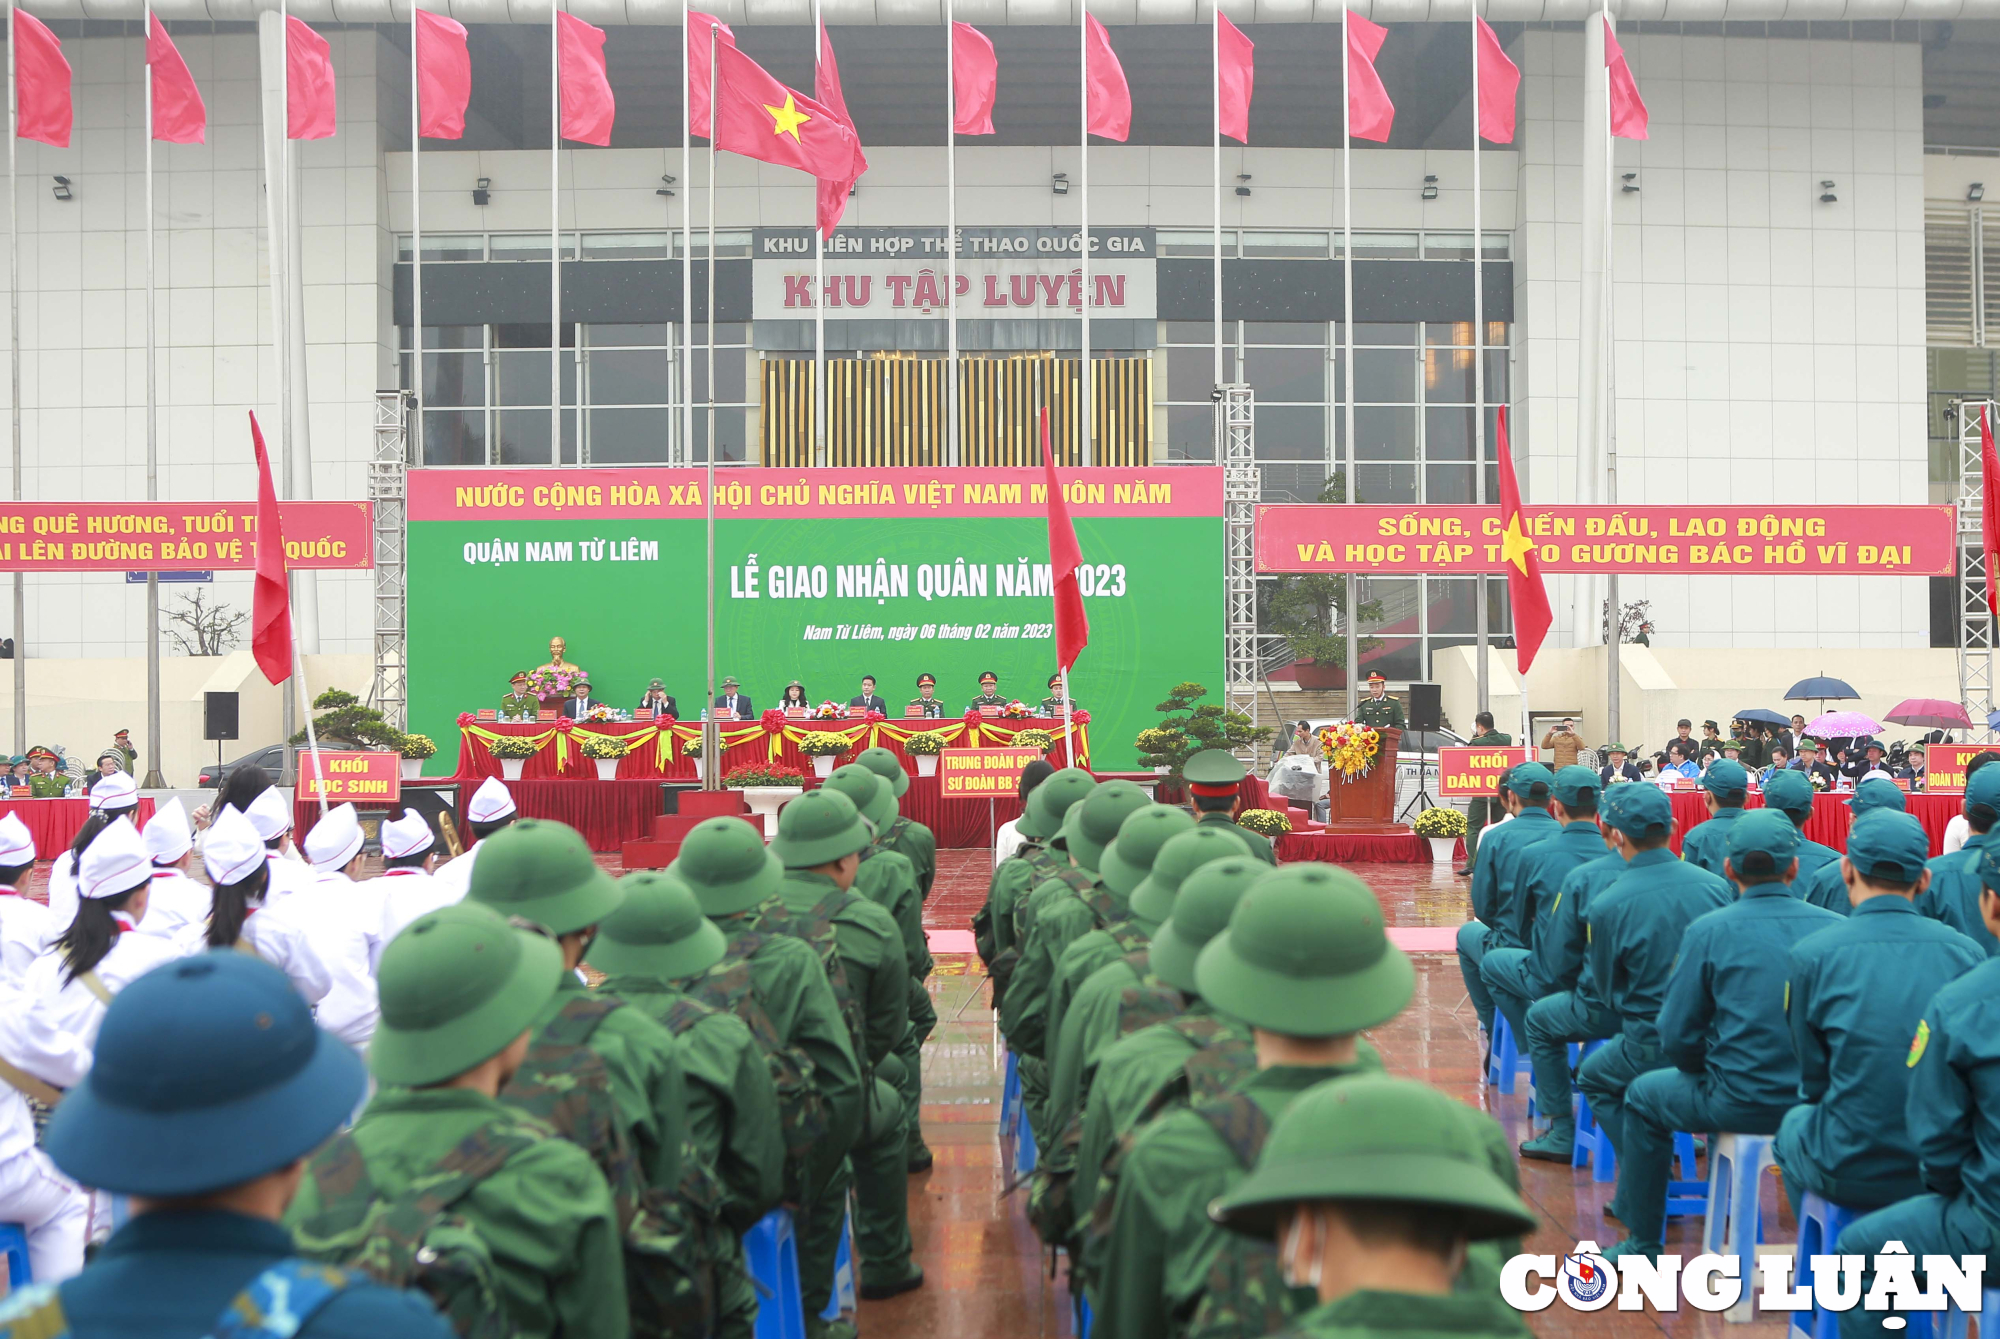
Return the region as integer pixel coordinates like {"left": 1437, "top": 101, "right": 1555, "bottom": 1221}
{"left": 8, "top": 1, "right": 22, "bottom": 759}
{"left": 813, "top": 2, "right": 824, "bottom": 466}
{"left": 1078, "top": 4, "right": 1089, "bottom": 468}
{"left": 1212, "top": 8, "right": 1222, "bottom": 392}
{"left": 1341, "top": 6, "right": 1358, "bottom": 722}
{"left": 550, "top": 0, "right": 561, "bottom": 465}
{"left": 945, "top": 3, "right": 958, "bottom": 467}
{"left": 411, "top": 2, "right": 423, "bottom": 472}
{"left": 702, "top": 26, "right": 719, "bottom": 789}
{"left": 681, "top": 4, "right": 692, "bottom": 468}
{"left": 1603, "top": 6, "right": 1620, "bottom": 743}
{"left": 1472, "top": 6, "right": 1488, "bottom": 719}
{"left": 264, "top": 0, "right": 298, "bottom": 782}
{"left": 143, "top": 7, "right": 165, "bottom": 787}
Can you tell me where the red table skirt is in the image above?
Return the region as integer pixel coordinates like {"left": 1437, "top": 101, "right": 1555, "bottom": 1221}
{"left": 6, "top": 797, "right": 157, "bottom": 862}
{"left": 1666, "top": 790, "right": 1959, "bottom": 855}
{"left": 296, "top": 780, "right": 664, "bottom": 854}
{"left": 1278, "top": 833, "right": 1464, "bottom": 864}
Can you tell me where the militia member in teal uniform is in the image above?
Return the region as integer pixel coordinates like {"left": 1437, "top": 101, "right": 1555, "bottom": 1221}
{"left": 2, "top": 953, "right": 454, "bottom": 1339}
{"left": 968, "top": 670, "right": 1007, "bottom": 711}
{"left": 1040, "top": 672, "right": 1081, "bottom": 716}
{"left": 1831, "top": 840, "right": 2000, "bottom": 1338}
{"left": 1457, "top": 711, "right": 1512, "bottom": 874}
{"left": 1775, "top": 810, "right": 1984, "bottom": 1227}
{"left": 1763, "top": 769, "right": 1845, "bottom": 885}
{"left": 1353, "top": 672, "right": 1405, "bottom": 730}
{"left": 499, "top": 671, "right": 540, "bottom": 721}
{"left": 1209, "top": 1076, "right": 1539, "bottom": 1339}
{"left": 1184, "top": 747, "right": 1277, "bottom": 865}
{"left": 1600, "top": 811, "right": 1842, "bottom": 1261}
{"left": 1916, "top": 762, "right": 2000, "bottom": 956}
{"left": 907, "top": 672, "right": 945, "bottom": 718}
{"left": 26, "top": 746, "right": 73, "bottom": 797}
{"left": 1679, "top": 757, "right": 1750, "bottom": 877}
{"left": 1456, "top": 763, "right": 1560, "bottom": 1041}
{"left": 1798, "top": 777, "right": 1908, "bottom": 914}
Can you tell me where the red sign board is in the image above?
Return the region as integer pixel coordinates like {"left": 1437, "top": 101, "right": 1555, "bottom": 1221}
{"left": 1437, "top": 746, "right": 1530, "bottom": 799}
{"left": 1255, "top": 505, "right": 1955, "bottom": 577}
{"left": 937, "top": 747, "right": 1043, "bottom": 799}
{"left": 0, "top": 502, "right": 371, "bottom": 571}
{"left": 297, "top": 750, "right": 402, "bottom": 805}
{"left": 1924, "top": 743, "right": 1990, "bottom": 794}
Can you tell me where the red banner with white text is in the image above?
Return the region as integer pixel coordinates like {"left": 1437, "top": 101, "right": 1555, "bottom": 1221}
{"left": 0, "top": 501, "right": 371, "bottom": 571}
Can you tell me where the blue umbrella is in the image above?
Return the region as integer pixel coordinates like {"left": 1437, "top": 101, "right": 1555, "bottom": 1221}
{"left": 1987, "top": 710, "right": 2000, "bottom": 732}
{"left": 1734, "top": 708, "right": 1790, "bottom": 727}
{"left": 1784, "top": 675, "right": 1859, "bottom": 702}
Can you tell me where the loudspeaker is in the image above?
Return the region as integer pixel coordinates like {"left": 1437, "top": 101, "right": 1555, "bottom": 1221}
{"left": 1407, "top": 682, "right": 1442, "bottom": 731}
{"left": 204, "top": 691, "right": 239, "bottom": 741}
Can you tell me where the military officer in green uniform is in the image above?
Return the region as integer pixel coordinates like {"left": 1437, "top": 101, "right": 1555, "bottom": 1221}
{"left": 1183, "top": 748, "right": 1276, "bottom": 865}
{"left": 499, "top": 671, "right": 540, "bottom": 721}
{"left": 13, "top": 953, "right": 455, "bottom": 1339}
{"left": 857, "top": 746, "right": 936, "bottom": 901}
{"left": 1679, "top": 757, "right": 1750, "bottom": 877}
{"left": 107, "top": 728, "right": 137, "bottom": 772}
{"left": 906, "top": 673, "right": 946, "bottom": 719}
{"left": 287, "top": 902, "right": 630, "bottom": 1338}
{"left": 1458, "top": 711, "right": 1512, "bottom": 875}
{"left": 1090, "top": 864, "right": 1414, "bottom": 1339}
{"left": 1040, "top": 672, "right": 1081, "bottom": 716}
{"left": 968, "top": 671, "right": 1007, "bottom": 711}
{"left": 1353, "top": 672, "right": 1405, "bottom": 730}
{"left": 1209, "top": 1075, "right": 1539, "bottom": 1339}
{"left": 26, "top": 746, "right": 73, "bottom": 797}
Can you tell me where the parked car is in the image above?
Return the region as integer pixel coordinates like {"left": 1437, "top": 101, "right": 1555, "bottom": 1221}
{"left": 197, "top": 744, "right": 287, "bottom": 789}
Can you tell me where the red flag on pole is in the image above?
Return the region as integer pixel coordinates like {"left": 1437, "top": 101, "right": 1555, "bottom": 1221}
{"left": 1494, "top": 407, "right": 1551, "bottom": 674}
{"left": 1040, "top": 409, "right": 1090, "bottom": 673}
{"left": 14, "top": 12, "right": 70, "bottom": 149}
{"left": 249, "top": 413, "right": 294, "bottom": 686}
{"left": 1474, "top": 17, "right": 1518, "bottom": 144}
{"left": 1345, "top": 13, "right": 1393, "bottom": 143}
{"left": 1982, "top": 406, "right": 2000, "bottom": 619}
{"left": 557, "top": 12, "right": 615, "bottom": 146}
{"left": 713, "top": 43, "right": 857, "bottom": 183}
{"left": 687, "top": 11, "right": 736, "bottom": 138}
{"left": 952, "top": 22, "right": 997, "bottom": 136}
{"left": 147, "top": 16, "right": 206, "bottom": 145}
{"left": 1216, "top": 14, "right": 1254, "bottom": 145}
{"left": 1604, "top": 19, "right": 1649, "bottom": 140}
{"left": 814, "top": 20, "right": 868, "bottom": 238}
{"left": 286, "top": 17, "right": 336, "bottom": 140}
{"left": 1084, "top": 15, "right": 1130, "bottom": 143}
{"left": 414, "top": 9, "right": 471, "bottom": 140}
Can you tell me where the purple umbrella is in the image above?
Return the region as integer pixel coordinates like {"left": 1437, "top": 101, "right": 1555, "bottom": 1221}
{"left": 1806, "top": 711, "right": 1883, "bottom": 738}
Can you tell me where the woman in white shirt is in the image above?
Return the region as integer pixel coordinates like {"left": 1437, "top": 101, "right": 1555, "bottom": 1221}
{"left": 0, "top": 812, "right": 56, "bottom": 982}
{"left": 182, "top": 806, "right": 334, "bottom": 1009}
{"left": 42, "top": 773, "right": 141, "bottom": 929}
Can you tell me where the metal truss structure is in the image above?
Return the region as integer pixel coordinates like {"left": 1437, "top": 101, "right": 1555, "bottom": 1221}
{"left": 371, "top": 390, "right": 410, "bottom": 731}
{"left": 1220, "top": 384, "right": 1259, "bottom": 760}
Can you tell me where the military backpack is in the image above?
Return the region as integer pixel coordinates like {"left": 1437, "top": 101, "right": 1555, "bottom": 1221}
{"left": 1181, "top": 1093, "right": 1316, "bottom": 1339}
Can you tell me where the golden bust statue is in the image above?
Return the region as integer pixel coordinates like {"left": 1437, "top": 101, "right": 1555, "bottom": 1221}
{"left": 535, "top": 637, "right": 569, "bottom": 675}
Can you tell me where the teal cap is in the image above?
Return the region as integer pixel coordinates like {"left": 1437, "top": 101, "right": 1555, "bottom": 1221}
{"left": 1762, "top": 769, "right": 1815, "bottom": 820}
{"left": 1702, "top": 759, "right": 1750, "bottom": 796}
{"left": 1724, "top": 809, "right": 1799, "bottom": 872}
{"left": 1552, "top": 765, "right": 1603, "bottom": 806}
{"left": 1601, "top": 783, "right": 1671, "bottom": 840}
{"left": 1848, "top": 777, "right": 1908, "bottom": 815}
{"left": 1967, "top": 764, "right": 2000, "bottom": 812}
{"left": 1506, "top": 762, "right": 1555, "bottom": 798}
{"left": 1845, "top": 810, "right": 1930, "bottom": 885}
{"left": 1099, "top": 805, "right": 1197, "bottom": 899}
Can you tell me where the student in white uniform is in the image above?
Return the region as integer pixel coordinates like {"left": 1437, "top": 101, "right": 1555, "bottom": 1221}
{"left": 295, "top": 803, "right": 382, "bottom": 1050}
{"left": 135, "top": 796, "right": 211, "bottom": 942}
{"left": 183, "top": 806, "right": 334, "bottom": 1010}
{"left": 0, "top": 813, "right": 56, "bottom": 980}
{"left": 43, "top": 771, "right": 140, "bottom": 928}
{"left": 0, "top": 980, "right": 90, "bottom": 1282}
{"left": 429, "top": 776, "right": 518, "bottom": 901}
{"left": 369, "top": 809, "right": 451, "bottom": 956}
{"left": 243, "top": 786, "right": 315, "bottom": 901}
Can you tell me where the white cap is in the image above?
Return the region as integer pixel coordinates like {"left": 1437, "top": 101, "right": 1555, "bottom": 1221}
{"left": 143, "top": 796, "right": 193, "bottom": 863}
{"left": 0, "top": 812, "right": 35, "bottom": 866}
{"left": 80, "top": 817, "right": 151, "bottom": 901}
{"left": 380, "top": 809, "right": 435, "bottom": 860}
{"left": 303, "top": 803, "right": 364, "bottom": 870}
{"left": 88, "top": 771, "right": 138, "bottom": 813}
{"left": 467, "top": 776, "right": 517, "bottom": 824}
{"left": 245, "top": 787, "right": 294, "bottom": 842}
{"left": 203, "top": 806, "right": 269, "bottom": 887}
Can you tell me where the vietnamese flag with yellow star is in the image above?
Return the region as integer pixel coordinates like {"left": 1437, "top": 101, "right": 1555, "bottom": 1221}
{"left": 1494, "top": 406, "right": 1552, "bottom": 673}
{"left": 712, "top": 43, "right": 858, "bottom": 187}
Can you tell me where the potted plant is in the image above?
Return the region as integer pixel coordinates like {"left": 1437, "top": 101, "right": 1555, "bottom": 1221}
{"left": 797, "top": 730, "right": 852, "bottom": 778}
{"left": 1013, "top": 728, "right": 1055, "bottom": 758}
{"left": 488, "top": 733, "right": 540, "bottom": 781}
{"left": 723, "top": 762, "right": 807, "bottom": 838}
{"left": 684, "top": 735, "right": 705, "bottom": 782}
{"left": 1134, "top": 683, "right": 1269, "bottom": 785}
{"left": 1237, "top": 808, "right": 1293, "bottom": 838}
{"left": 905, "top": 731, "right": 949, "bottom": 776}
{"left": 581, "top": 733, "right": 630, "bottom": 781}
{"left": 1413, "top": 806, "right": 1468, "bottom": 864}
{"left": 399, "top": 733, "right": 436, "bottom": 780}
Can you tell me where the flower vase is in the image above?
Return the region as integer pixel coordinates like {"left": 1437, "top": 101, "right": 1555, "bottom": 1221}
{"left": 916, "top": 754, "right": 938, "bottom": 777}
{"left": 742, "top": 786, "right": 801, "bottom": 838}
{"left": 1428, "top": 837, "right": 1457, "bottom": 865}
{"left": 401, "top": 758, "right": 421, "bottom": 780}
{"left": 692, "top": 756, "right": 706, "bottom": 782}
{"left": 500, "top": 757, "right": 526, "bottom": 781}
{"left": 594, "top": 758, "right": 620, "bottom": 781}
{"left": 812, "top": 755, "right": 836, "bottom": 778}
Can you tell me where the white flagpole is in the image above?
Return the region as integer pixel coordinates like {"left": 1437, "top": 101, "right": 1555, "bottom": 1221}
{"left": 1603, "top": 5, "right": 1620, "bottom": 739}
{"left": 945, "top": 3, "right": 958, "bottom": 466}
{"left": 9, "top": 1, "right": 23, "bottom": 757}
{"left": 1341, "top": 7, "right": 1358, "bottom": 722}
{"left": 1078, "top": 4, "right": 1089, "bottom": 467}
{"left": 1061, "top": 665, "right": 1075, "bottom": 769}
{"left": 702, "top": 26, "right": 719, "bottom": 788}
{"left": 411, "top": 2, "right": 423, "bottom": 464}
{"left": 814, "top": 3, "right": 825, "bottom": 466}
{"left": 550, "top": 0, "right": 561, "bottom": 464}
{"left": 681, "top": 2, "right": 692, "bottom": 467}
{"left": 1212, "top": 8, "right": 1222, "bottom": 391}
{"left": 144, "top": 7, "right": 164, "bottom": 787}
{"left": 1472, "top": 6, "right": 1488, "bottom": 718}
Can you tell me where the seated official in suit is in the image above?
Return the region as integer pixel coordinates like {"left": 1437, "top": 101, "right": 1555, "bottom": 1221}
{"left": 849, "top": 676, "right": 888, "bottom": 713}
{"left": 637, "top": 678, "right": 678, "bottom": 720}
{"left": 713, "top": 675, "right": 753, "bottom": 719}
{"left": 560, "top": 679, "right": 602, "bottom": 719}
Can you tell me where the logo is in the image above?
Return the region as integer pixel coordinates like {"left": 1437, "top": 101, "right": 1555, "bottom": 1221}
{"left": 1908, "top": 1019, "right": 1930, "bottom": 1068}
{"left": 1558, "top": 1242, "right": 1616, "bottom": 1310}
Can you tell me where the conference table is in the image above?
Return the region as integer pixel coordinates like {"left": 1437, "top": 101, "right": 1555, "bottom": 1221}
{"left": 2, "top": 796, "right": 157, "bottom": 858}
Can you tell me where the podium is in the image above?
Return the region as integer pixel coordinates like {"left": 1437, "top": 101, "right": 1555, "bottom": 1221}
{"left": 1323, "top": 726, "right": 1412, "bottom": 836}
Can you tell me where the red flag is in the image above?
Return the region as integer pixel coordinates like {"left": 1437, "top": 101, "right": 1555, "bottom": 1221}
{"left": 249, "top": 413, "right": 294, "bottom": 686}
{"left": 1604, "top": 19, "right": 1649, "bottom": 140}
{"left": 147, "top": 16, "right": 205, "bottom": 145}
{"left": 1982, "top": 406, "right": 2000, "bottom": 619}
{"left": 1344, "top": 13, "right": 1393, "bottom": 143}
{"left": 1084, "top": 15, "right": 1130, "bottom": 143}
{"left": 415, "top": 9, "right": 471, "bottom": 140}
{"left": 814, "top": 21, "right": 868, "bottom": 238}
{"left": 1494, "top": 407, "right": 1551, "bottom": 674}
{"left": 287, "top": 17, "right": 336, "bottom": 140}
{"left": 558, "top": 12, "right": 615, "bottom": 146}
{"left": 713, "top": 43, "right": 857, "bottom": 183}
{"left": 687, "top": 11, "right": 736, "bottom": 138}
{"left": 14, "top": 12, "right": 70, "bottom": 149}
{"left": 1216, "top": 14, "right": 1253, "bottom": 145}
{"left": 1041, "top": 410, "right": 1090, "bottom": 673}
{"left": 952, "top": 22, "right": 997, "bottom": 136}
{"left": 1474, "top": 17, "right": 1518, "bottom": 144}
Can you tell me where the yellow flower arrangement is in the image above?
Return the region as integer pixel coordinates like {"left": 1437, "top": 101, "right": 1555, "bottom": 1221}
{"left": 1317, "top": 721, "right": 1382, "bottom": 780}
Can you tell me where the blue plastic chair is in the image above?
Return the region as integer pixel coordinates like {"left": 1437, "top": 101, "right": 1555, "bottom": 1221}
{"left": 1078, "top": 1294, "right": 1094, "bottom": 1339}
{"left": 1702, "top": 1133, "right": 1776, "bottom": 1322}
{"left": 744, "top": 1210, "right": 806, "bottom": 1339}
{"left": 1016, "top": 1097, "right": 1039, "bottom": 1175}
{"left": 1000, "top": 1049, "right": 1021, "bottom": 1133}
{"left": 821, "top": 1209, "right": 856, "bottom": 1322}
{"left": 1486, "top": 1016, "right": 1532, "bottom": 1095}
{"left": 1790, "top": 1192, "right": 1862, "bottom": 1339}
{"left": 1665, "top": 1132, "right": 1706, "bottom": 1218}
{"left": 0, "top": 1221, "right": 29, "bottom": 1296}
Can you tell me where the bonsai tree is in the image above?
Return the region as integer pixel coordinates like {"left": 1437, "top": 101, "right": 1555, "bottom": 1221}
{"left": 289, "top": 688, "right": 405, "bottom": 750}
{"left": 1265, "top": 477, "right": 1383, "bottom": 674}
{"left": 1135, "top": 682, "right": 1269, "bottom": 782}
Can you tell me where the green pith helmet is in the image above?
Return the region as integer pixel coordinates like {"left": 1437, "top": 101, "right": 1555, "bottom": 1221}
{"left": 1015, "top": 767, "right": 1097, "bottom": 842}
{"left": 770, "top": 788, "right": 872, "bottom": 869}
{"left": 1147, "top": 857, "right": 1265, "bottom": 995}
{"left": 464, "top": 818, "right": 623, "bottom": 936}
{"left": 672, "top": 816, "right": 782, "bottom": 916}
{"left": 856, "top": 746, "right": 912, "bottom": 799}
{"left": 1098, "top": 804, "right": 1198, "bottom": 898}
{"left": 586, "top": 870, "right": 729, "bottom": 980}
{"left": 370, "top": 902, "right": 563, "bottom": 1087}
{"left": 1130, "top": 825, "right": 1251, "bottom": 925}
{"left": 1194, "top": 863, "right": 1414, "bottom": 1036}
{"left": 1057, "top": 780, "right": 1152, "bottom": 875}
{"left": 824, "top": 763, "right": 896, "bottom": 832}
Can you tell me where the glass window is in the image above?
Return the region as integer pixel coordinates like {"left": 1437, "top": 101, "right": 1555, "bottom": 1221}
{"left": 589, "top": 408, "right": 673, "bottom": 463}
{"left": 418, "top": 353, "right": 485, "bottom": 408}
{"left": 1484, "top": 349, "right": 1509, "bottom": 400}
{"left": 1162, "top": 321, "right": 1219, "bottom": 345}
{"left": 1423, "top": 347, "right": 1476, "bottom": 402}
{"left": 1358, "top": 579, "right": 1420, "bottom": 633}
{"left": 1258, "top": 464, "right": 1327, "bottom": 502}
{"left": 1347, "top": 233, "right": 1419, "bottom": 260}
{"left": 691, "top": 351, "right": 747, "bottom": 405}
{"left": 495, "top": 409, "right": 579, "bottom": 465}
{"left": 400, "top": 325, "right": 482, "bottom": 350}
{"left": 587, "top": 349, "right": 672, "bottom": 406}
{"left": 496, "top": 324, "right": 577, "bottom": 349}
{"left": 588, "top": 323, "right": 672, "bottom": 347}
{"left": 1167, "top": 345, "right": 1230, "bottom": 401}
{"left": 490, "top": 234, "right": 578, "bottom": 261}
{"left": 1245, "top": 346, "right": 1325, "bottom": 404}
{"left": 1426, "top": 407, "right": 1475, "bottom": 461}
{"left": 1245, "top": 322, "right": 1326, "bottom": 347}
{"left": 680, "top": 231, "right": 754, "bottom": 259}
{"left": 691, "top": 323, "right": 750, "bottom": 347}
{"left": 1242, "top": 232, "right": 1328, "bottom": 259}
{"left": 1352, "top": 348, "right": 1415, "bottom": 403}
{"left": 1425, "top": 321, "right": 1476, "bottom": 347}
{"left": 583, "top": 232, "right": 674, "bottom": 260}
{"left": 1359, "top": 638, "right": 1421, "bottom": 681}
{"left": 1351, "top": 408, "right": 1417, "bottom": 460}
{"left": 1425, "top": 580, "right": 1483, "bottom": 635}
{"left": 1156, "top": 231, "right": 1229, "bottom": 258}
{"left": 1164, "top": 405, "right": 1216, "bottom": 462}
{"left": 693, "top": 408, "right": 749, "bottom": 463}
{"left": 1423, "top": 463, "right": 1476, "bottom": 503}
{"left": 421, "top": 410, "right": 486, "bottom": 466}
{"left": 1355, "top": 462, "right": 1417, "bottom": 504}
{"left": 397, "top": 235, "right": 483, "bottom": 262}
{"left": 1353, "top": 323, "right": 1419, "bottom": 347}
{"left": 495, "top": 352, "right": 577, "bottom": 407}
{"left": 1253, "top": 406, "right": 1325, "bottom": 459}
{"left": 1424, "top": 234, "right": 1475, "bottom": 261}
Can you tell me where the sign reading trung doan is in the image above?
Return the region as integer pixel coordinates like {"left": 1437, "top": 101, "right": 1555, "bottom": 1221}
{"left": 937, "top": 748, "right": 1044, "bottom": 799}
